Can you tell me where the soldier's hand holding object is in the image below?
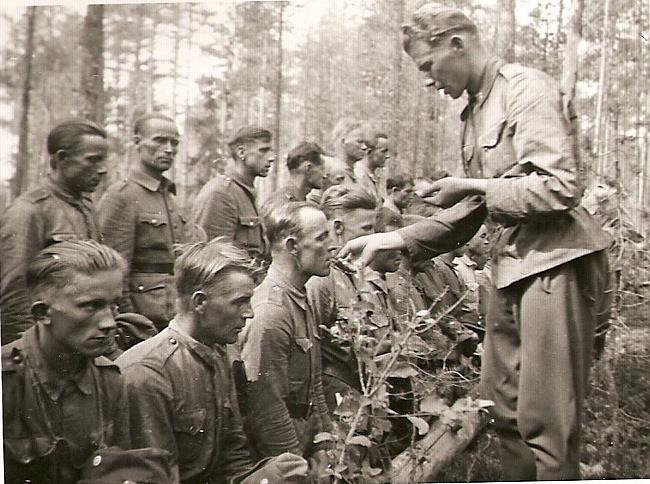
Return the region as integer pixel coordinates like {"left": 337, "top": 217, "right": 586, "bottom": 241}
{"left": 420, "top": 177, "right": 487, "bottom": 208}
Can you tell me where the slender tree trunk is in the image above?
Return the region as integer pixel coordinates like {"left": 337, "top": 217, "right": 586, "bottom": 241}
{"left": 145, "top": 17, "right": 156, "bottom": 112}
{"left": 390, "top": 0, "right": 405, "bottom": 178}
{"left": 12, "top": 6, "right": 37, "bottom": 199}
{"left": 272, "top": 1, "right": 285, "bottom": 192}
{"left": 594, "top": 0, "right": 611, "bottom": 173}
{"left": 560, "top": 0, "right": 585, "bottom": 188}
{"left": 80, "top": 5, "right": 105, "bottom": 124}
{"left": 496, "top": 0, "right": 516, "bottom": 62}
{"left": 181, "top": 4, "right": 195, "bottom": 208}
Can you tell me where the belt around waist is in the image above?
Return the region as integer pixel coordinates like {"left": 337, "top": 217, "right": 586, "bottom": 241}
{"left": 131, "top": 262, "right": 174, "bottom": 274}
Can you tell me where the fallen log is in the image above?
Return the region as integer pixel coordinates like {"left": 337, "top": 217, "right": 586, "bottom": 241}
{"left": 390, "top": 398, "right": 488, "bottom": 483}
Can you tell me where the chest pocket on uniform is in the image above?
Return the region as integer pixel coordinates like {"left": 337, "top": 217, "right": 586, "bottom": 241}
{"left": 478, "top": 119, "right": 517, "bottom": 178}
{"left": 172, "top": 408, "right": 206, "bottom": 465}
{"left": 236, "top": 216, "right": 262, "bottom": 249}
{"left": 136, "top": 213, "right": 169, "bottom": 250}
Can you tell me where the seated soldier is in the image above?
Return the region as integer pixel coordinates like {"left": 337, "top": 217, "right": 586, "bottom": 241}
{"left": 116, "top": 240, "right": 308, "bottom": 484}
{"left": 306, "top": 185, "right": 379, "bottom": 411}
{"left": 2, "top": 240, "right": 131, "bottom": 484}
{"left": 240, "top": 202, "right": 334, "bottom": 481}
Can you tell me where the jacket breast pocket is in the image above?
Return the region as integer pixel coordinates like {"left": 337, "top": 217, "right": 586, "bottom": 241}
{"left": 172, "top": 408, "right": 207, "bottom": 466}
{"left": 236, "top": 216, "right": 262, "bottom": 249}
{"left": 478, "top": 119, "right": 517, "bottom": 178}
{"left": 136, "top": 212, "right": 170, "bottom": 250}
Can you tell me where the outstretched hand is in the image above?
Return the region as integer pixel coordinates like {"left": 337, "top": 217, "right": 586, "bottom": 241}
{"left": 337, "top": 231, "right": 406, "bottom": 268}
{"left": 416, "top": 177, "right": 487, "bottom": 208}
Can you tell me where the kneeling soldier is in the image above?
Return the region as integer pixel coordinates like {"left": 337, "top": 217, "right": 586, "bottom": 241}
{"left": 2, "top": 240, "right": 131, "bottom": 484}
{"left": 117, "top": 239, "right": 308, "bottom": 484}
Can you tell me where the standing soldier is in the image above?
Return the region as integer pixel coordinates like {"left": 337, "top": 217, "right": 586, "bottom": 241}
{"left": 1, "top": 119, "right": 108, "bottom": 343}
{"left": 341, "top": 3, "right": 612, "bottom": 479}
{"left": 191, "top": 126, "right": 275, "bottom": 266}
{"left": 353, "top": 129, "right": 390, "bottom": 202}
{"left": 262, "top": 141, "right": 328, "bottom": 208}
{"left": 2, "top": 241, "right": 130, "bottom": 484}
{"left": 240, "top": 202, "right": 333, "bottom": 481}
{"left": 98, "top": 113, "right": 190, "bottom": 332}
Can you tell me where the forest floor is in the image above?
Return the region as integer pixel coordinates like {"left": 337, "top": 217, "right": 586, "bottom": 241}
{"left": 437, "top": 302, "right": 650, "bottom": 481}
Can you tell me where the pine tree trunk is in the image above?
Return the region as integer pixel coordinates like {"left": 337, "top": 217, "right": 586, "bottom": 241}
{"left": 594, "top": 0, "right": 611, "bottom": 173}
{"left": 496, "top": 0, "right": 516, "bottom": 62}
{"left": 11, "top": 6, "right": 37, "bottom": 199}
{"left": 81, "top": 5, "right": 105, "bottom": 124}
{"left": 272, "top": 1, "right": 285, "bottom": 193}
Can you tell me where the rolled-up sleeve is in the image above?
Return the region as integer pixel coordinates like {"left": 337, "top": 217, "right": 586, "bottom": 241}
{"left": 0, "top": 202, "right": 45, "bottom": 343}
{"left": 397, "top": 195, "right": 487, "bottom": 262}
{"left": 242, "top": 304, "right": 302, "bottom": 457}
{"left": 485, "top": 71, "right": 581, "bottom": 222}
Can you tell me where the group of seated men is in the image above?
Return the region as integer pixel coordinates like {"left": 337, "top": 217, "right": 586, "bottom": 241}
{"left": 0, "top": 115, "right": 487, "bottom": 483}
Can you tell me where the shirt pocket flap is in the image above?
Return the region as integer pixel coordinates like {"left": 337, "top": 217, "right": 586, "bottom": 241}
{"left": 131, "top": 281, "right": 166, "bottom": 293}
{"left": 295, "top": 337, "right": 313, "bottom": 353}
{"left": 238, "top": 216, "right": 261, "bottom": 228}
{"left": 138, "top": 213, "right": 167, "bottom": 227}
{"left": 173, "top": 408, "right": 206, "bottom": 435}
{"left": 478, "top": 119, "right": 508, "bottom": 148}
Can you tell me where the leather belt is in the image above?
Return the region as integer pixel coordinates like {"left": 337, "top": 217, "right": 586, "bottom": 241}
{"left": 131, "top": 262, "right": 174, "bottom": 274}
{"left": 286, "top": 401, "right": 313, "bottom": 419}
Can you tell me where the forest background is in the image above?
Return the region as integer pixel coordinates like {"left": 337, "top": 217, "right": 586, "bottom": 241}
{"left": 0, "top": 0, "right": 648, "bottom": 479}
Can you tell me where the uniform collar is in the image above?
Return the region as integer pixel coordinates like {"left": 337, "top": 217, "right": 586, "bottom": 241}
{"left": 45, "top": 175, "right": 93, "bottom": 208}
{"left": 22, "top": 326, "right": 94, "bottom": 400}
{"left": 266, "top": 265, "right": 307, "bottom": 310}
{"left": 461, "top": 56, "right": 505, "bottom": 121}
{"left": 454, "top": 254, "right": 477, "bottom": 268}
{"left": 167, "top": 322, "right": 226, "bottom": 366}
{"left": 129, "top": 168, "right": 176, "bottom": 195}
{"left": 354, "top": 163, "right": 377, "bottom": 185}
{"left": 227, "top": 169, "right": 257, "bottom": 199}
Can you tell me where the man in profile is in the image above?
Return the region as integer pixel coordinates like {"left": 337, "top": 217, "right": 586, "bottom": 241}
{"left": 191, "top": 126, "right": 275, "bottom": 267}
{"left": 117, "top": 239, "right": 308, "bottom": 484}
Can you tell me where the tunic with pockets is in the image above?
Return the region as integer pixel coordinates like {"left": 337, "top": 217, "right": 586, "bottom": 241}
{"left": 240, "top": 266, "right": 331, "bottom": 459}
{"left": 2, "top": 325, "right": 130, "bottom": 484}
{"left": 191, "top": 171, "right": 267, "bottom": 261}
{"left": 0, "top": 176, "right": 100, "bottom": 343}
{"left": 98, "top": 169, "right": 190, "bottom": 331}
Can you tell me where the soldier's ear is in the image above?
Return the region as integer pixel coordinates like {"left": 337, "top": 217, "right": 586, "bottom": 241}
{"left": 333, "top": 219, "right": 345, "bottom": 236}
{"left": 450, "top": 34, "right": 464, "bottom": 51}
{"left": 191, "top": 290, "right": 207, "bottom": 314}
{"left": 54, "top": 149, "right": 68, "bottom": 165}
{"left": 285, "top": 235, "right": 299, "bottom": 256}
{"left": 31, "top": 301, "right": 51, "bottom": 325}
{"left": 237, "top": 145, "right": 246, "bottom": 161}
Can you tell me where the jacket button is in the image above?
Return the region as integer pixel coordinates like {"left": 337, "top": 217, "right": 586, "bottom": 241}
{"left": 93, "top": 455, "right": 102, "bottom": 466}
{"left": 138, "top": 285, "right": 144, "bottom": 291}
{"left": 169, "top": 338, "right": 177, "bottom": 345}
{"left": 260, "top": 479, "right": 269, "bottom": 484}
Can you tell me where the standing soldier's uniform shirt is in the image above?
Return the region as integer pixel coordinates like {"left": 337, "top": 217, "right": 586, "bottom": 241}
{"left": 2, "top": 326, "right": 130, "bottom": 484}
{"left": 98, "top": 169, "right": 190, "bottom": 331}
{"left": 240, "top": 267, "right": 332, "bottom": 459}
{"left": 353, "top": 164, "right": 383, "bottom": 203}
{"left": 0, "top": 176, "right": 100, "bottom": 343}
{"left": 396, "top": 57, "right": 612, "bottom": 479}
{"left": 191, "top": 172, "right": 267, "bottom": 263}
{"left": 117, "top": 322, "right": 256, "bottom": 484}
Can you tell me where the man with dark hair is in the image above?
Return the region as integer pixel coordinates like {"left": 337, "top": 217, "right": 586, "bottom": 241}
{"left": 2, "top": 240, "right": 130, "bottom": 484}
{"left": 98, "top": 113, "right": 190, "bottom": 332}
{"left": 1, "top": 119, "right": 108, "bottom": 343}
{"left": 117, "top": 239, "right": 308, "bottom": 484}
{"left": 341, "top": 3, "right": 612, "bottom": 479}
{"left": 240, "top": 202, "right": 333, "bottom": 480}
{"left": 306, "top": 185, "right": 379, "bottom": 410}
{"left": 384, "top": 173, "right": 415, "bottom": 214}
{"left": 191, "top": 126, "right": 275, "bottom": 265}
{"left": 262, "top": 141, "right": 327, "bottom": 208}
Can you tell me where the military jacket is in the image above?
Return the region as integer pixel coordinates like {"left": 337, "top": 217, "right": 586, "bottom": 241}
{"left": 240, "top": 266, "right": 331, "bottom": 458}
{"left": 0, "top": 177, "right": 100, "bottom": 343}
{"left": 2, "top": 326, "right": 130, "bottom": 484}
{"left": 116, "top": 324, "right": 253, "bottom": 484}
{"left": 398, "top": 57, "right": 611, "bottom": 289}
{"left": 98, "top": 169, "right": 190, "bottom": 329}
{"left": 191, "top": 171, "right": 266, "bottom": 260}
